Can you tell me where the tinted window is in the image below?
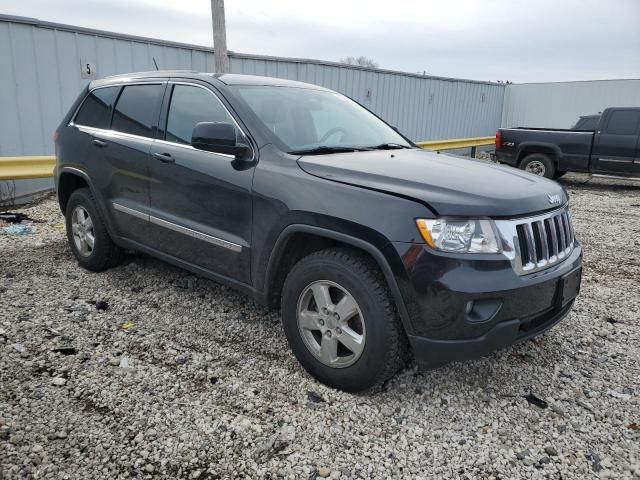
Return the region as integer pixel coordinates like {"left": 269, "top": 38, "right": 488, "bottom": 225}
{"left": 573, "top": 116, "right": 599, "bottom": 130}
{"left": 74, "top": 87, "right": 119, "bottom": 129}
{"left": 604, "top": 110, "right": 640, "bottom": 135}
{"left": 112, "top": 84, "right": 163, "bottom": 138}
{"left": 165, "top": 85, "right": 235, "bottom": 144}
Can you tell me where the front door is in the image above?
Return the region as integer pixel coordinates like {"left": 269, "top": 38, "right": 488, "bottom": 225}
{"left": 147, "top": 82, "right": 254, "bottom": 284}
{"left": 591, "top": 109, "right": 640, "bottom": 176}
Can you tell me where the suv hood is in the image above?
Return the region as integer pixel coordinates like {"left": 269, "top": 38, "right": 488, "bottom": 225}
{"left": 297, "top": 149, "right": 567, "bottom": 217}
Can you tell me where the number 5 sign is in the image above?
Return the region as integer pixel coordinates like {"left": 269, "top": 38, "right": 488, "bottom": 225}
{"left": 80, "top": 59, "right": 97, "bottom": 79}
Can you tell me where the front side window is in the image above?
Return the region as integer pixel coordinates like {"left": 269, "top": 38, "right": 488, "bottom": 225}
{"left": 74, "top": 87, "right": 119, "bottom": 129}
{"left": 112, "top": 84, "right": 163, "bottom": 138}
{"left": 165, "top": 85, "right": 236, "bottom": 145}
{"left": 604, "top": 110, "right": 640, "bottom": 135}
{"left": 231, "top": 85, "right": 411, "bottom": 152}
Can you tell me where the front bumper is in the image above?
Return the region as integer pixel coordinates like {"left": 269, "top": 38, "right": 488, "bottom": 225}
{"left": 391, "top": 241, "right": 582, "bottom": 366}
{"left": 408, "top": 300, "right": 574, "bottom": 366}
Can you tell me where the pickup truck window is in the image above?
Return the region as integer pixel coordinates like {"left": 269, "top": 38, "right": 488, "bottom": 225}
{"left": 166, "top": 85, "right": 236, "bottom": 145}
{"left": 573, "top": 116, "right": 599, "bottom": 131}
{"left": 112, "top": 84, "right": 163, "bottom": 138}
{"left": 232, "top": 85, "right": 410, "bottom": 152}
{"left": 74, "top": 87, "right": 120, "bottom": 129}
{"left": 603, "top": 110, "right": 640, "bottom": 135}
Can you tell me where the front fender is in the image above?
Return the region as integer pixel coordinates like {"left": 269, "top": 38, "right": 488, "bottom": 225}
{"left": 263, "top": 224, "right": 417, "bottom": 336}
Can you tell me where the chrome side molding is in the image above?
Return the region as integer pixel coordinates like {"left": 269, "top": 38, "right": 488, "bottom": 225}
{"left": 112, "top": 202, "right": 242, "bottom": 252}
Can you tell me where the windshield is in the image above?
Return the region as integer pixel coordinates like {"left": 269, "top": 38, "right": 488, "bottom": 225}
{"left": 231, "top": 85, "right": 412, "bottom": 153}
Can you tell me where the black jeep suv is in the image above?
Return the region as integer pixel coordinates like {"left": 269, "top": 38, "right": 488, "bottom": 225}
{"left": 55, "top": 72, "right": 582, "bottom": 392}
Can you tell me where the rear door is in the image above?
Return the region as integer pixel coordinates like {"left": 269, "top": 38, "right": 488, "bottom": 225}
{"left": 591, "top": 109, "right": 640, "bottom": 176}
{"left": 90, "top": 82, "right": 166, "bottom": 245}
{"left": 68, "top": 85, "right": 120, "bottom": 188}
{"left": 146, "top": 81, "right": 254, "bottom": 284}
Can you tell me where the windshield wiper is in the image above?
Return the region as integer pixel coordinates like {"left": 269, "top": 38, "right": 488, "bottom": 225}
{"left": 366, "top": 142, "right": 412, "bottom": 150}
{"left": 288, "top": 146, "right": 372, "bottom": 155}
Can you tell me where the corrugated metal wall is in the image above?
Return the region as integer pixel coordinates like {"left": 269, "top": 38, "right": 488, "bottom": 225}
{"left": 0, "top": 14, "right": 504, "bottom": 159}
{"left": 0, "top": 14, "right": 505, "bottom": 204}
{"left": 230, "top": 55, "right": 505, "bottom": 141}
{"left": 501, "top": 79, "right": 640, "bottom": 128}
{"left": 3, "top": 14, "right": 639, "bottom": 205}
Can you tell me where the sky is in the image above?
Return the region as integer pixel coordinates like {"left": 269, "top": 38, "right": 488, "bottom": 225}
{"left": 1, "top": 0, "right": 639, "bottom": 83}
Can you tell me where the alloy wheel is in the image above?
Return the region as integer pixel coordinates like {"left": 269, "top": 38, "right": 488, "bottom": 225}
{"left": 525, "top": 160, "right": 546, "bottom": 176}
{"left": 296, "top": 280, "right": 366, "bottom": 368}
{"left": 71, "top": 206, "right": 95, "bottom": 257}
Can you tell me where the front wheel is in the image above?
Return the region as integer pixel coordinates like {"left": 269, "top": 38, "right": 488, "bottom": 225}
{"left": 281, "top": 248, "right": 407, "bottom": 392}
{"left": 520, "top": 153, "right": 556, "bottom": 179}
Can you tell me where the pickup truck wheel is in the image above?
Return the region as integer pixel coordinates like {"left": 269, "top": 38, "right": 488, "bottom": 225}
{"left": 65, "top": 188, "right": 124, "bottom": 271}
{"left": 281, "top": 248, "right": 407, "bottom": 392}
{"left": 520, "top": 154, "right": 556, "bottom": 179}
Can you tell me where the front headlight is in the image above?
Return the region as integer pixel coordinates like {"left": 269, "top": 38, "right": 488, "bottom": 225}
{"left": 415, "top": 218, "right": 501, "bottom": 253}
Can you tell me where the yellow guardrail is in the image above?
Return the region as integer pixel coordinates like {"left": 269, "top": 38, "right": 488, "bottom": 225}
{"left": 416, "top": 136, "right": 495, "bottom": 151}
{"left": 0, "top": 136, "right": 495, "bottom": 180}
{"left": 0, "top": 156, "right": 56, "bottom": 181}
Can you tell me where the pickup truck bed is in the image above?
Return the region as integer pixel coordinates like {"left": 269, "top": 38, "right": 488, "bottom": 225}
{"left": 495, "top": 107, "right": 640, "bottom": 179}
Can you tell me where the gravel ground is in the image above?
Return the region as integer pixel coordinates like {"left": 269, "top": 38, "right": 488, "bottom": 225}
{"left": 1, "top": 173, "right": 639, "bottom": 479}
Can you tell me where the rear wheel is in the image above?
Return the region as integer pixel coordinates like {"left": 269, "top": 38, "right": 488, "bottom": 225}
{"left": 281, "top": 248, "right": 407, "bottom": 392}
{"left": 520, "top": 153, "right": 556, "bottom": 179}
{"left": 65, "top": 188, "right": 123, "bottom": 271}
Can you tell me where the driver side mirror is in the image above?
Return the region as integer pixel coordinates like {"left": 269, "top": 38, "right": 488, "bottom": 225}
{"left": 191, "top": 122, "right": 249, "bottom": 158}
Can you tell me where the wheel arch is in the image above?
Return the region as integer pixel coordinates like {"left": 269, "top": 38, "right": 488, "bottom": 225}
{"left": 263, "top": 224, "right": 415, "bottom": 336}
{"left": 56, "top": 167, "right": 119, "bottom": 241}
{"left": 56, "top": 167, "right": 93, "bottom": 213}
{"left": 516, "top": 142, "right": 562, "bottom": 165}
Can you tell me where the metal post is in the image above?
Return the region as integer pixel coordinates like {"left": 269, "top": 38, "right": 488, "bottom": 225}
{"left": 470, "top": 146, "right": 477, "bottom": 158}
{"left": 211, "top": 0, "right": 230, "bottom": 73}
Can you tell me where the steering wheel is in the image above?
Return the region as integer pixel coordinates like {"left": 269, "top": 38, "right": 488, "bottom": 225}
{"left": 319, "top": 127, "right": 347, "bottom": 143}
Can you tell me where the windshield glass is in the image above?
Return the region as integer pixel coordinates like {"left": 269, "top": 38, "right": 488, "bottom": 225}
{"left": 231, "top": 85, "right": 412, "bottom": 152}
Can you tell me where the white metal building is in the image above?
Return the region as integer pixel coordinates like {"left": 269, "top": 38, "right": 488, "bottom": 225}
{"left": 502, "top": 79, "right": 640, "bottom": 129}
{"left": 1, "top": 14, "right": 639, "bottom": 203}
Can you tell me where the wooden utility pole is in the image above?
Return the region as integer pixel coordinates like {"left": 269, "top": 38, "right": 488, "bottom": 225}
{"left": 211, "top": 0, "right": 230, "bottom": 73}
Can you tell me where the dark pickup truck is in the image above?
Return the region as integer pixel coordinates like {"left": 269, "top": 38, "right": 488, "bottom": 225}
{"left": 495, "top": 107, "right": 640, "bottom": 179}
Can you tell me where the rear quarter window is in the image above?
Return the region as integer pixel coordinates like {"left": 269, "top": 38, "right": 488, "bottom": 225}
{"left": 74, "top": 87, "right": 120, "bottom": 129}
{"left": 112, "top": 84, "right": 164, "bottom": 138}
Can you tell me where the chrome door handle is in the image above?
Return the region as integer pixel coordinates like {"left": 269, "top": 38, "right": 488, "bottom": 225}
{"left": 153, "top": 152, "right": 175, "bottom": 163}
{"left": 92, "top": 139, "right": 107, "bottom": 148}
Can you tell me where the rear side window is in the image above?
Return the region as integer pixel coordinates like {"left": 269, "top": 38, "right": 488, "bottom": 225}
{"left": 574, "top": 116, "right": 599, "bottom": 130}
{"left": 604, "top": 110, "right": 640, "bottom": 135}
{"left": 74, "top": 87, "right": 119, "bottom": 129}
{"left": 165, "top": 85, "right": 236, "bottom": 145}
{"left": 112, "top": 84, "right": 163, "bottom": 138}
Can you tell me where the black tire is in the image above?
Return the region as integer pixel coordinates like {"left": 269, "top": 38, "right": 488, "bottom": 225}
{"left": 65, "top": 188, "right": 123, "bottom": 271}
{"left": 520, "top": 153, "right": 556, "bottom": 179}
{"left": 281, "top": 248, "right": 407, "bottom": 392}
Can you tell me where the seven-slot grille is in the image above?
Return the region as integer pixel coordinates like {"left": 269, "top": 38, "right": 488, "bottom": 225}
{"left": 515, "top": 208, "right": 575, "bottom": 273}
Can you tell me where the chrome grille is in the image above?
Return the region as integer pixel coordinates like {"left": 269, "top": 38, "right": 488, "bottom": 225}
{"left": 513, "top": 208, "right": 575, "bottom": 274}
